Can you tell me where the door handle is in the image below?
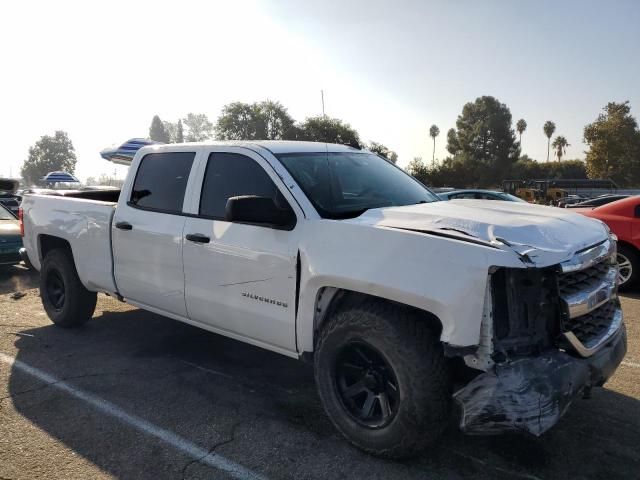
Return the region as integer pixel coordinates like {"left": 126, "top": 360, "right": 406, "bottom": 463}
{"left": 186, "top": 233, "right": 210, "bottom": 244}
{"left": 115, "top": 221, "right": 133, "bottom": 231}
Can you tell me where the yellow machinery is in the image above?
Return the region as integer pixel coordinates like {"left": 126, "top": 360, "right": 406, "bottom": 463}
{"left": 545, "top": 187, "right": 567, "bottom": 204}
{"left": 503, "top": 180, "right": 573, "bottom": 204}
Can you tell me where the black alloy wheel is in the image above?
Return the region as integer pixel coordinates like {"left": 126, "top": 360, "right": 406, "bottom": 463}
{"left": 335, "top": 342, "right": 400, "bottom": 428}
{"left": 46, "top": 269, "right": 66, "bottom": 310}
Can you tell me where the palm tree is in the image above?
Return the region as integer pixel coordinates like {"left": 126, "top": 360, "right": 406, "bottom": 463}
{"left": 543, "top": 121, "right": 556, "bottom": 162}
{"left": 516, "top": 119, "right": 527, "bottom": 147}
{"left": 551, "top": 136, "right": 570, "bottom": 162}
{"left": 429, "top": 124, "right": 440, "bottom": 165}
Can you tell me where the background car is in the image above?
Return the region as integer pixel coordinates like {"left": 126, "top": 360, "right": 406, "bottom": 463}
{"left": 565, "top": 194, "right": 629, "bottom": 209}
{"left": 0, "top": 195, "right": 19, "bottom": 217}
{"left": 437, "top": 189, "right": 527, "bottom": 202}
{"left": 576, "top": 196, "right": 640, "bottom": 290}
{"left": 0, "top": 203, "right": 22, "bottom": 267}
{"left": 0, "top": 178, "right": 20, "bottom": 217}
{"left": 557, "top": 195, "right": 588, "bottom": 208}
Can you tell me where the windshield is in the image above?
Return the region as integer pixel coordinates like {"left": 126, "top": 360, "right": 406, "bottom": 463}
{"left": 277, "top": 152, "right": 439, "bottom": 219}
{"left": 0, "top": 205, "right": 15, "bottom": 220}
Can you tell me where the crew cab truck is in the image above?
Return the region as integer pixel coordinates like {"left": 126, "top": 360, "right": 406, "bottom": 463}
{"left": 20, "top": 141, "right": 626, "bottom": 458}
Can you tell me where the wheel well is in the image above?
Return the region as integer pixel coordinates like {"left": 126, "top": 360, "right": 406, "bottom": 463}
{"left": 39, "top": 235, "right": 72, "bottom": 262}
{"left": 313, "top": 287, "right": 443, "bottom": 345}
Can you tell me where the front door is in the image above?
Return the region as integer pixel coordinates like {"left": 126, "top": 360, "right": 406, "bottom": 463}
{"left": 182, "top": 149, "right": 300, "bottom": 352}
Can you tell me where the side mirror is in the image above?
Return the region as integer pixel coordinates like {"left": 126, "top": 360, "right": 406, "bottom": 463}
{"left": 225, "top": 195, "right": 296, "bottom": 230}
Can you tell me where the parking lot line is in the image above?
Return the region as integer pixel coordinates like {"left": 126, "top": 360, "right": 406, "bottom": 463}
{"left": 622, "top": 361, "right": 640, "bottom": 369}
{"left": 0, "top": 352, "right": 266, "bottom": 480}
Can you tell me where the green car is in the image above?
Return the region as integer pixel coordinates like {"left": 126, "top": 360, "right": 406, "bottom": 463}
{"left": 0, "top": 203, "right": 22, "bottom": 267}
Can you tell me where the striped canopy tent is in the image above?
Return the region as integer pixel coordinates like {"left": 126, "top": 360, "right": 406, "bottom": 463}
{"left": 100, "top": 138, "right": 162, "bottom": 165}
{"left": 41, "top": 171, "right": 80, "bottom": 184}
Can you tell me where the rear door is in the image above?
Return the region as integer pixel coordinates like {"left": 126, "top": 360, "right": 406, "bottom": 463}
{"left": 182, "top": 147, "right": 302, "bottom": 353}
{"left": 112, "top": 150, "right": 197, "bottom": 317}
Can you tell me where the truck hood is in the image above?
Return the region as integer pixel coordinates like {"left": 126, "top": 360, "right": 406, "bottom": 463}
{"left": 347, "top": 200, "right": 609, "bottom": 266}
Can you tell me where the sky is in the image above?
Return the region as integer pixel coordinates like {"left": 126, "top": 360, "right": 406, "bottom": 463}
{"left": 1, "top": 0, "right": 639, "bottom": 182}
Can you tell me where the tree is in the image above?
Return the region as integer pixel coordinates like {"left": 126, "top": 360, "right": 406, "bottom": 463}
{"left": 511, "top": 156, "right": 586, "bottom": 180}
{"left": 176, "top": 120, "right": 184, "bottom": 143}
{"left": 429, "top": 125, "right": 440, "bottom": 165}
{"left": 215, "top": 102, "right": 264, "bottom": 140}
{"left": 368, "top": 142, "right": 398, "bottom": 163}
{"left": 516, "top": 119, "right": 527, "bottom": 147}
{"left": 183, "top": 113, "right": 214, "bottom": 142}
{"left": 445, "top": 96, "right": 520, "bottom": 186}
{"left": 162, "top": 121, "right": 177, "bottom": 143}
{"left": 551, "top": 136, "right": 570, "bottom": 162}
{"left": 297, "top": 116, "right": 361, "bottom": 148}
{"left": 259, "top": 100, "right": 295, "bottom": 140}
{"left": 406, "top": 157, "right": 428, "bottom": 179}
{"left": 215, "top": 100, "right": 295, "bottom": 140}
{"left": 543, "top": 121, "right": 556, "bottom": 162}
{"left": 21, "top": 131, "right": 77, "bottom": 185}
{"left": 584, "top": 101, "right": 640, "bottom": 185}
{"left": 446, "top": 128, "right": 459, "bottom": 155}
{"left": 149, "top": 115, "right": 170, "bottom": 143}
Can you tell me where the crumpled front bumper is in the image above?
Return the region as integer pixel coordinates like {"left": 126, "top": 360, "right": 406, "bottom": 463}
{"left": 453, "top": 322, "right": 627, "bottom": 436}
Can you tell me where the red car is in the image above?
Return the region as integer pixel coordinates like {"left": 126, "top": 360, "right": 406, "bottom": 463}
{"left": 576, "top": 195, "right": 640, "bottom": 290}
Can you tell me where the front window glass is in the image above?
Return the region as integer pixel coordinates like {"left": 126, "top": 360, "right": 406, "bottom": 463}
{"left": 199, "top": 152, "right": 279, "bottom": 219}
{"left": 277, "top": 152, "right": 439, "bottom": 219}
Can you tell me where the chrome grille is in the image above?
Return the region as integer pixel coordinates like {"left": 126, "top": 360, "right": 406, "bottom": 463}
{"left": 557, "top": 238, "right": 622, "bottom": 357}
{"left": 558, "top": 261, "right": 611, "bottom": 297}
{"left": 562, "top": 301, "right": 617, "bottom": 345}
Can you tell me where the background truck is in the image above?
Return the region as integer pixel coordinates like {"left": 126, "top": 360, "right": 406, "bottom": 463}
{"left": 20, "top": 141, "right": 626, "bottom": 458}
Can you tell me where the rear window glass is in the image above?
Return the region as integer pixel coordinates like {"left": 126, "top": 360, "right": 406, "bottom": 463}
{"left": 130, "top": 152, "right": 195, "bottom": 213}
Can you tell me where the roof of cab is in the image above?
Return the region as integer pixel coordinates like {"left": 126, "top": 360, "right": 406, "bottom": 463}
{"left": 151, "top": 140, "right": 359, "bottom": 154}
{"left": 107, "top": 140, "right": 363, "bottom": 165}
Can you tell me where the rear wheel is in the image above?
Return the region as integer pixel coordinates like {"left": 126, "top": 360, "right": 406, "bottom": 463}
{"left": 40, "top": 248, "right": 97, "bottom": 327}
{"left": 617, "top": 244, "right": 639, "bottom": 291}
{"left": 314, "top": 300, "right": 450, "bottom": 459}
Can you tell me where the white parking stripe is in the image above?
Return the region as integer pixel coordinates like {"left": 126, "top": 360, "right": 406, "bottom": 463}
{"left": 0, "top": 353, "right": 266, "bottom": 480}
{"left": 622, "top": 361, "right": 640, "bottom": 369}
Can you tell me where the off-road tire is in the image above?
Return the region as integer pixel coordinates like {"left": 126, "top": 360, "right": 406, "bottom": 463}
{"left": 617, "top": 244, "right": 639, "bottom": 292}
{"left": 40, "top": 248, "right": 97, "bottom": 327}
{"left": 314, "top": 300, "right": 450, "bottom": 459}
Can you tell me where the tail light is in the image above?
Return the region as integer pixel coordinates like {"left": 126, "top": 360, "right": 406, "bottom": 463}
{"left": 18, "top": 207, "right": 24, "bottom": 237}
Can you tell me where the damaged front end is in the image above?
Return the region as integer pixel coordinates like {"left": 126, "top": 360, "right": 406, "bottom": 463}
{"left": 453, "top": 238, "right": 627, "bottom": 436}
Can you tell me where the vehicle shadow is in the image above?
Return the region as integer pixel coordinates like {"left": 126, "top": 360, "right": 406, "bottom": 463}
{"left": 0, "top": 264, "right": 38, "bottom": 295}
{"left": 6, "top": 306, "right": 640, "bottom": 479}
{"left": 620, "top": 291, "right": 640, "bottom": 300}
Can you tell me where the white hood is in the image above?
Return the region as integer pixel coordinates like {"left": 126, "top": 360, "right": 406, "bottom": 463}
{"left": 347, "top": 200, "right": 609, "bottom": 266}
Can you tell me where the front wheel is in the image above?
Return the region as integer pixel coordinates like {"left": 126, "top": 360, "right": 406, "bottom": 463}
{"left": 40, "top": 248, "right": 97, "bottom": 327}
{"left": 314, "top": 300, "right": 450, "bottom": 459}
{"left": 617, "top": 244, "right": 639, "bottom": 291}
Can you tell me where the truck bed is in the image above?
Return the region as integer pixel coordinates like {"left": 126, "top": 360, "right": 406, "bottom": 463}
{"left": 21, "top": 193, "right": 118, "bottom": 294}
{"left": 35, "top": 188, "right": 121, "bottom": 203}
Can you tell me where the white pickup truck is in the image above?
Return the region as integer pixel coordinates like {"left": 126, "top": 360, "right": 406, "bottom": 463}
{"left": 20, "top": 141, "right": 626, "bottom": 458}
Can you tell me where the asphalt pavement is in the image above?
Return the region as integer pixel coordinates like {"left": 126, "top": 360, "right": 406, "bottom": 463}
{"left": 1, "top": 265, "right": 639, "bottom": 479}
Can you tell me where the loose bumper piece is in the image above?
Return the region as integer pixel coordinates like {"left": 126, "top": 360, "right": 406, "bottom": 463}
{"left": 454, "top": 323, "right": 626, "bottom": 436}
